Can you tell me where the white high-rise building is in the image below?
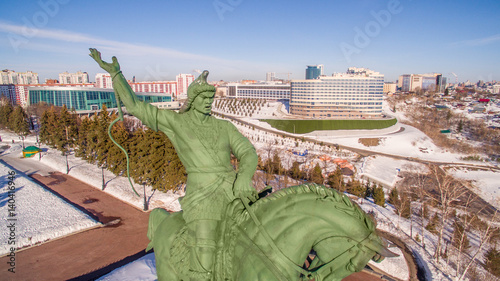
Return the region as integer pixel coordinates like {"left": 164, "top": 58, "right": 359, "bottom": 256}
{"left": 95, "top": 73, "right": 113, "bottom": 89}
{"left": 59, "top": 71, "right": 89, "bottom": 84}
{"left": 266, "top": 72, "right": 276, "bottom": 82}
{"left": 176, "top": 74, "right": 194, "bottom": 100}
{"left": 1, "top": 70, "right": 39, "bottom": 85}
{"left": 291, "top": 67, "right": 384, "bottom": 118}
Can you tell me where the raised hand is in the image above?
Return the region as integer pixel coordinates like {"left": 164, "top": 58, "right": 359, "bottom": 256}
{"left": 89, "top": 48, "right": 120, "bottom": 75}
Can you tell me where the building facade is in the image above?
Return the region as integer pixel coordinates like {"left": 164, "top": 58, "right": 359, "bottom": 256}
{"left": 130, "top": 81, "right": 177, "bottom": 96}
{"left": 305, "top": 65, "right": 324, "bottom": 80}
{"left": 28, "top": 87, "right": 172, "bottom": 112}
{"left": 383, "top": 82, "right": 397, "bottom": 94}
{"left": 226, "top": 82, "right": 290, "bottom": 100}
{"left": 0, "top": 84, "right": 16, "bottom": 105}
{"left": 59, "top": 71, "right": 89, "bottom": 84}
{"left": 266, "top": 72, "right": 276, "bottom": 82}
{"left": 1, "top": 70, "right": 39, "bottom": 85}
{"left": 398, "top": 73, "right": 445, "bottom": 92}
{"left": 176, "top": 74, "right": 194, "bottom": 100}
{"left": 95, "top": 73, "right": 113, "bottom": 89}
{"left": 290, "top": 67, "right": 384, "bottom": 118}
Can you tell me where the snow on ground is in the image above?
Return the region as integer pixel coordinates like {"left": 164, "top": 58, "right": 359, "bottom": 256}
{"left": 450, "top": 167, "right": 500, "bottom": 208}
{"left": 97, "top": 253, "right": 157, "bottom": 281}
{"left": 0, "top": 160, "right": 99, "bottom": 256}
{"left": 359, "top": 156, "right": 423, "bottom": 189}
{"left": 368, "top": 246, "right": 407, "bottom": 280}
{"left": 0, "top": 130, "right": 183, "bottom": 213}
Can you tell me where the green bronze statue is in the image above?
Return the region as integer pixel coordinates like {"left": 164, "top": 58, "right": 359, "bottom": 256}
{"left": 89, "top": 49, "right": 396, "bottom": 281}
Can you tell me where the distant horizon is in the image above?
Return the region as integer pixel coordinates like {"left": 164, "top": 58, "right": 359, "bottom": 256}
{"left": 1, "top": 0, "right": 499, "bottom": 84}
{"left": 2, "top": 67, "right": 495, "bottom": 85}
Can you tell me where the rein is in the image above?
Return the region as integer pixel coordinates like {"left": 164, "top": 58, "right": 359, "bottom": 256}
{"left": 241, "top": 197, "right": 314, "bottom": 280}
{"left": 107, "top": 95, "right": 139, "bottom": 197}
{"left": 240, "top": 196, "right": 375, "bottom": 281}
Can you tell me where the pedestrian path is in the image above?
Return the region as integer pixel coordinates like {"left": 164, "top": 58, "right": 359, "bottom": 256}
{"left": 0, "top": 172, "right": 150, "bottom": 281}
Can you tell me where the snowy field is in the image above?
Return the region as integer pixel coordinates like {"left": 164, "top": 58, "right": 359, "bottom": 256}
{"left": 450, "top": 167, "right": 500, "bottom": 208}
{"left": 0, "top": 160, "right": 99, "bottom": 255}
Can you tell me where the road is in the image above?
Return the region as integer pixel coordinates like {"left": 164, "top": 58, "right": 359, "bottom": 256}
{"left": 214, "top": 111, "right": 500, "bottom": 172}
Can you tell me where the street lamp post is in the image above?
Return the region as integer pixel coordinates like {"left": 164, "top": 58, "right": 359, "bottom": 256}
{"left": 143, "top": 183, "right": 149, "bottom": 211}
{"left": 101, "top": 165, "right": 106, "bottom": 190}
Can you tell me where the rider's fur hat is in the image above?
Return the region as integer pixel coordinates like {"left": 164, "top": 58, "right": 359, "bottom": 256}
{"left": 179, "top": 70, "right": 216, "bottom": 114}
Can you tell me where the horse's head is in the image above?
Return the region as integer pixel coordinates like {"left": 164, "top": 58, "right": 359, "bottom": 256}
{"left": 309, "top": 231, "right": 397, "bottom": 280}
{"left": 248, "top": 184, "right": 397, "bottom": 281}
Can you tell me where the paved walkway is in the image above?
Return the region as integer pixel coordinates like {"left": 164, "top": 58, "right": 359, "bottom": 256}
{"left": 1, "top": 172, "right": 150, "bottom": 281}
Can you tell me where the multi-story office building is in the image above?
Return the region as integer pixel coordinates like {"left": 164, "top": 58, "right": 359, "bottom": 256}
{"left": 59, "top": 71, "right": 89, "bottom": 84}
{"left": 176, "top": 74, "right": 194, "bottom": 99}
{"left": 305, "top": 65, "right": 324, "bottom": 80}
{"left": 398, "top": 73, "right": 445, "bottom": 92}
{"left": 27, "top": 87, "right": 172, "bottom": 112}
{"left": 290, "top": 67, "right": 384, "bottom": 119}
{"left": 1, "top": 70, "right": 39, "bottom": 85}
{"left": 95, "top": 73, "right": 113, "bottom": 89}
{"left": 226, "top": 82, "right": 290, "bottom": 100}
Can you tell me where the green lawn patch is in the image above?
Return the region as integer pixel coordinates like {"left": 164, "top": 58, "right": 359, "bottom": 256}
{"left": 259, "top": 118, "right": 398, "bottom": 134}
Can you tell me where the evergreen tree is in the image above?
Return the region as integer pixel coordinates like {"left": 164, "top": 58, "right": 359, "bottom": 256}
{"left": 39, "top": 106, "right": 61, "bottom": 147}
{"left": 484, "top": 247, "right": 500, "bottom": 277}
{"left": 457, "top": 119, "right": 463, "bottom": 133}
{"left": 388, "top": 187, "right": 399, "bottom": 206}
{"left": 327, "top": 166, "right": 345, "bottom": 192}
{"left": 310, "top": 163, "right": 324, "bottom": 185}
{"left": 107, "top": 120, "right": 130, "bottom": 175}
{"left": 10, "top": 105, "right": 31, "bottom": 148}
{"left": 75, "top": 117, "right": 91, "bottom": 159}
{"left": 426, "top": 213, "right": 439, "bottom": 234}
{"left": 289, "top": 161, "right": 301, "bottom": 180}
{"left": 95, "top": 106, "right": 113, "bottom": 167}
{"left": 271, "top": 152, "right": 282, "bottom": 175}
{"left": 346, "top": 179, "right": 366, "bottom": 198}
{"left": 56, "top": 105, "right": 78, "bottom": 151}
{"left": 0, "top": 100, "right": 13, "bottom": 129}
{"left": 373, "top": 185, "right": 385, "bottom": 207}
{"left": 364, "top": 180, "right": 373, "bottom": 199}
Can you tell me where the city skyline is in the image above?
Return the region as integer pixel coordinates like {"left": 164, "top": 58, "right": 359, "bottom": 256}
{"left": 1, "top": 0, "right": 499, "bottom": 84}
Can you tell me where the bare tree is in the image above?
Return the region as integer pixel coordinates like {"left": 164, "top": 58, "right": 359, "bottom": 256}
{"left": 401, "top": 164, "right": 430, "bottom": 248}
{"left": 451, "top": 190, "right": 499, "bottom": 281}
{"left": 427, "top": 165, "right": 468, "bottom": 262}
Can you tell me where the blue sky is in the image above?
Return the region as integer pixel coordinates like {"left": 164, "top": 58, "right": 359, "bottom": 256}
{"left": 1, "top": 0, "right": 499, "bottom": 83}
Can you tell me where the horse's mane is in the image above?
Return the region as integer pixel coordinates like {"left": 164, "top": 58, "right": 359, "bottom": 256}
{"left": 251, "top": 183, "right": 376, "bottom": 232}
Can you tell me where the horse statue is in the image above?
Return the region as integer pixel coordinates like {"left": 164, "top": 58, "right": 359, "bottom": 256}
{"left": 147, "top": 183, "right": 396, "bottom": 281}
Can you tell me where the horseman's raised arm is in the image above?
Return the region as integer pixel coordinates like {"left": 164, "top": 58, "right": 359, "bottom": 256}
{"left": 89, "top": 48, "right": 173, "bottom": 132}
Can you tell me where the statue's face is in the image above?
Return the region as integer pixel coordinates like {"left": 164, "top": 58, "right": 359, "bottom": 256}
{"left": 192, "top": 91, "right": 215, "bottom": 115}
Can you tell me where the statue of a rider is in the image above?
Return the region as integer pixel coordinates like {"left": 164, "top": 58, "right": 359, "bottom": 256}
{"left": 90, "top": 48, "right": 258, "bottom": 280}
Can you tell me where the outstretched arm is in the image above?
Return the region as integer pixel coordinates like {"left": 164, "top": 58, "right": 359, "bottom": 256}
{"left": 89, "top": 48, "right": 170, "bottom": 132}
{"left": 89, "top": 48, "right": 140, "bottom": 110}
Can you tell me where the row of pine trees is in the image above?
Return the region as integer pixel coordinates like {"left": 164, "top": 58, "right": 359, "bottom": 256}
{"left": 38, "top": 104, "right": 186, "bottom": 191}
